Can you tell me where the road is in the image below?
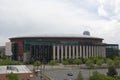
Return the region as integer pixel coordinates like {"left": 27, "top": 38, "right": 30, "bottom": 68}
{"left": 26, "top": 65, "right": 120, "bottom": 80}
{"left": 44, "top": 68, "right": 120, "bottom": 80}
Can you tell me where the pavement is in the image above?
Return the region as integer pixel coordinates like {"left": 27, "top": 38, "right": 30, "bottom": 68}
{"left": 26, "top": 64, "right": 120, "bottom": 80}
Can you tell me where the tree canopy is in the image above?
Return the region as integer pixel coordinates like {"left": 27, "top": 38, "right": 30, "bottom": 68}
{"left": 7, "top": 72, "right": 19, "bottom": 80}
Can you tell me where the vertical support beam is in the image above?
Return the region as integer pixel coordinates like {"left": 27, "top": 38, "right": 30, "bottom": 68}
{"left": 65, "top": 45, "right": 67, "bottom": 59}
{"left": 98, "top": 46, "right": 100, "bottom": 57}
{"left": 97, "top": 46, "right": 99, "bottom": 57}
{"left": 94, "top": 46, "right": 96, "bottom": 57}
{"left": 57, "top": 45, "right": 60, "bottom": 61}
{"left": 69, "top": 45, "right": 71, "bottom": 59}
{"left": 76, "top": 46, "right": 78, "bottom": 59}
{"left": 53, "top": 45, "right": 56, "bottom": 60}
{"left": 102, "top": 46, "right": 106, "bottom": 58}
{"left": 86, "top": 45, "right": 88, "bottom": 58}
{"left": 96, "top": 46, "right": 98, "bottom": 57}
{"left": 73, "top": 46, "right": 75, "bottom": 59}
{"left": 80, "top": 45, "right": 82, "bottom": 58}
{"left": 100, "top": 46, "right": 104, "bottom": 57}
{"left": 92, "top": 46, "right": 94, "bottom": 57}
{"left": 83, "top": 46, "right": 85, "bottom": 58}
{"left": 61, "top": 45, "right": 63, "bottom": 61}
{"left": 104, "top": 46, "right": 106, "bottom": 57}
{"left": 89, "top": 46, "right": 91, "bottom": 58}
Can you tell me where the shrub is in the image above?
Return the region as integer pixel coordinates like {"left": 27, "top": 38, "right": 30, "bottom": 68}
{"left": 77, "top": 71, "right": 83, "bottom": 80}
{"left": 62, "top": 60, "right": 69, "bottom": 65}
{"left": 107, "top": 66, "right": 118, "bottom": 77}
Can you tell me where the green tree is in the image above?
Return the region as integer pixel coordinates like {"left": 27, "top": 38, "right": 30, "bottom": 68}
{"left": 7, "top": 72, "right": 19, "bottom": 80}
{"left": 90, "top": 71, "right": 100, "bottom": 80}
{"left": 12, "top": 61, "right": 20, "bottom": 65}
{"left": 107, "top": 66, "right": 118, "bottom": 77}
{"left": 77, "top": 71, "right": 83, "bottom": 80}
{"left": 62, "top": 60, "right": 69, "bottom": 67}
{"left": 114, "top": 59, "right": 120, "bottom": 67}
{"left": 83, "top": 58, "right": 88, "bottom": 64}
{"left": 73, "top": 59, "right": 82, "bottom": 66}
{"left": 48, "top": 60, "right": 57, "bottom": 68}
{"left": 114, "top": 57, "right": 120, "bottom": 67}
{"left": 85, "top": 59, "right": 94, "bottom": 69}
{"left": 90, "top": 71, "right": 114, "bottom": 80}
{"left": 0, "top": 58, "right": 20, "bottom": 65}
{"left": 34, "top": 60, "right": 42, "bottom": 70}
{"left": 0, "top": 58, "right": 11, "bottom": 65}
{"left": 115, "top": 76, "right": 120, "bottom": 80}
{"left": 66, "top": 58, "right": 74, "bottom": 64}
{"left": 85, "top": 59, "right": 94, "bottom": 78}
{"left": 96, "top": 59, "right": 104, "bottom": 67}
{"left": 106, "top": 58, "right": 114, "bottom": 66}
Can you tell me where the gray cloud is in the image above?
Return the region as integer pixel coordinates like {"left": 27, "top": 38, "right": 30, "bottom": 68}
{"left": 0, "top": 0, "right": 120, "bottom": 46}
{"left": 97, "top": 0, "right": 120, "bottom": 22}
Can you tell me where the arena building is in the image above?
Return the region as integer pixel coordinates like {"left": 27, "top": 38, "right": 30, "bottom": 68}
{"left": 9, "top": 31, "right": 119, "bottom": 63}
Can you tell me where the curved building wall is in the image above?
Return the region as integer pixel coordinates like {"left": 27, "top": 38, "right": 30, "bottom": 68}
{"left": 9, "top": 36, "right": 106, "bottom": 63}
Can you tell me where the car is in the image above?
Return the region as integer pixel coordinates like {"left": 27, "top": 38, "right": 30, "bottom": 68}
{"left": 34, "top": 69, "right": 41, "bottom": 72}
{"left": 67, "top": 73, "right": 73, "bottom": 76}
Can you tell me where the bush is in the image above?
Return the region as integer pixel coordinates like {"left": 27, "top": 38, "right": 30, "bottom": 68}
{"left": 106, "top": 58, "right": 114, "bottom": 66}
{"left": 62, "top": 60, "right": 69, "bottom": 65}
{"left": 90, "top": 71, "right": 114, "bottom": 80}
{"left": 66, "top": 59, "right": 74, "bottom": 64}
{"left": 90, "top": 71, "right": 100, "bottom": 80}
{"left": 48, "top": 60, "right": 57, "bottom": 66}
{"left": 107, "top": 66, "right": 118, "bottom": 77}
{"left": 7, "top": 72, "right": 19, "bottom": 80}
{"left": 77, "top": 71, "right": 83, "bottom": 80}
{"left": 85, "top": 59, "right": 94, "bottom": 69}
{"left": 0, "top": 59, "right": 20, "bottom": 65}
{"left": 96, "top": 59, "right": 104, "bottom": 67}
{"left": 73, "top": 59, "right": 82, "bottom": 65}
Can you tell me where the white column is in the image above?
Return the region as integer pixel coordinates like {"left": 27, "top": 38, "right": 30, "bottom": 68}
{"left": 99, "top": 46, "right": 102, "bottom": 57}
{"left": 92, "top": 46, "right": 94, "bottom": 57}
{"left": 104, "top": 46, "right": 106, "bottom": 57}
{"left": 96, "top": 46, "right": 98, "bottom": 57}
{"left": 61, "top": 45, "right": 63, "bottom": 61}
{"left": 98, "top": 46, "right": 100, "bottom": 57}
{"left": 94, "top": 46, "right": 96, "bottom": 57}
{"left": 86, "top": 46, "right": 88, "bottom": 58}
{"left": 76, "top": 46, "right": 78, "bottom": 58}
{"left": 57, "top": 45, "right": 60, "bottom": 61}
{"left": 69, "top": 45, "right": 71, "bottom": 58}
{"left": 98, "top": 46, "right": 101, "bottom": 56}
{"left": 97, "top": 46, "right": 99, "bottom": 57}
{"left": 83, "top": 46, "right": 85, "bottom": 58}
{"left": 73, "top": 46, "right": 75, "bottom": 59}
{"left": 89, "top": 46, "right": 91, "bottom": 57}
{"left": 80, "top": 45, "right": 82, "bottom": 58}
{"left": 53, "top": 45, "right": 56, "bottom": 60}
{"left": 65, "top": 45, "right": 67, "bottom": 59}
{"left": 102, "top": 46, "right": 106, "bottom": 58}
{"left": 101, "top": 46, "right": 103, "bottom": 57}
{"left": 95, "top": 46, "right": 97, "bottom": 57}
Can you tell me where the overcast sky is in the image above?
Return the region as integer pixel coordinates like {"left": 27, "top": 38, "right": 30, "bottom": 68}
{"left": 0, "top": 0, "right": 120, "bottom": 46}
